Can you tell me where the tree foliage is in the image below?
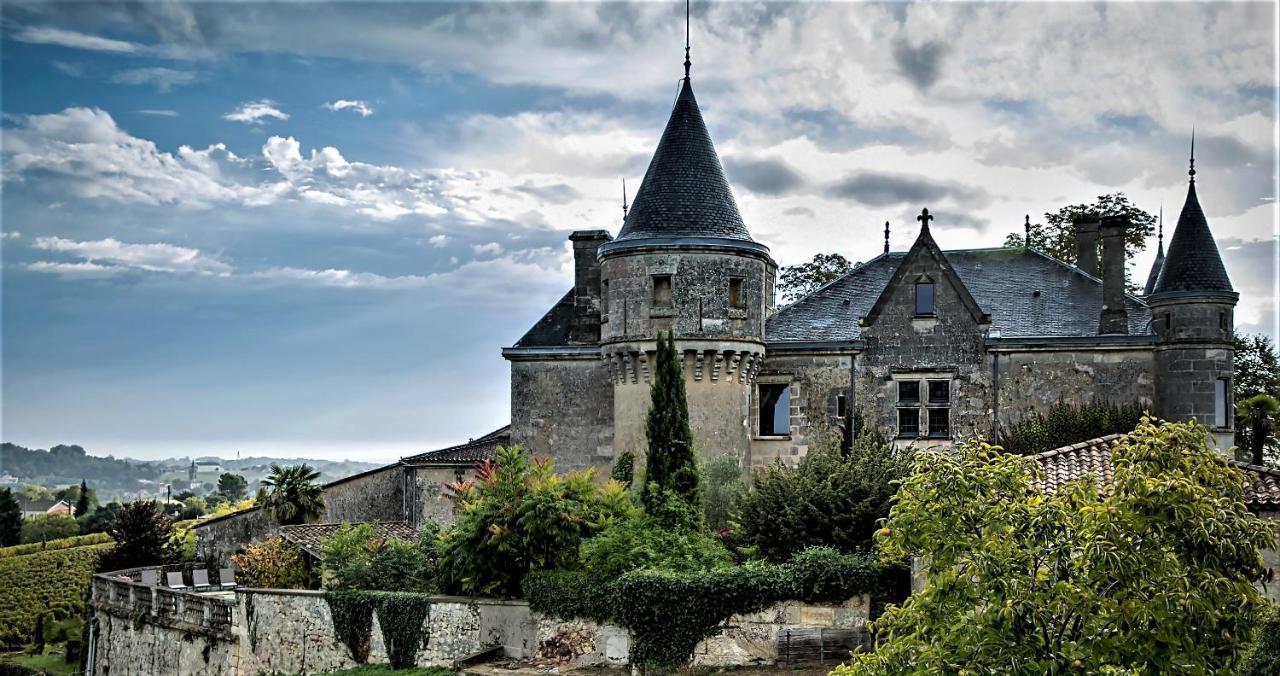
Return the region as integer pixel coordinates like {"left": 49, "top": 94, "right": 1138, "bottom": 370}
{"left": 258, "top": 463, "right": 325, "bottom": 526}
{"left": 436, "top": 445, "right": 635, "bottom": 597}
{"left": 998, "top": 400, "right": 1146, "bottom": 455}
{"left": 320, "top": 522, "right": 438, "bottom": 592}
{"left": 0, "top": 490, "right": 21, "bottom": 547}
{"left": 72, "top": 480, "right": 90, "bottom": 524}
{"left": 231, "top": 535, "right": 309, "bottom": 589}
{"left": 217, "top": 473, "right": 249, "bottom": 502}
{"left": 1002, "top": 192, "right": 1156, "bottom": 268}
{"left": 641, "top": 331, "right": 699, "bottom": 525}
{"left": 579, "top": 516, "right": 732, "bottom": 580}
{"left": 79, "top": 502, "right": 120, "bottom": 536}
{"left": 736, "top": 426, "right": 911, "bottom": 562}
{"left": 777, "top": 252, "right": 856, "bottom": 303}
{"left": 21, "top": 515, "right": 79, "bottom": 544}
{"left": 699, "top": 454, "right": 746, "bottom": 532}
{"left": 609, "top": 450, "right": 635, "bottom": 488}
{"left": 1238, "top": 394, "right": 1280, "bottom": 466}
{"left": 95, "top": 500, "right": 181, "bottom": 572}
{"left": 841, "top": 418, "right": 1276, "bottom": 675}
{"left": 1235, "top": 333, "right": 1280, "bottom": 464}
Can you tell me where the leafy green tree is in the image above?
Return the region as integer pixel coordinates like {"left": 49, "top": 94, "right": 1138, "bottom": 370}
{"left": 20, "top": 514, "right": 79, "bottom": 544}
{"left": 1235, "top": 333, "right": 1280, "bottom": 461}
{"left": 79, "top": 502, "right": 120, "bottom": 536}
{"left": 1002, "top": 192, "right": 1156, "bottom": 270}
{"left": 96, "top": 500, "right": 182, "bottom": 572}
{"left": 230, "top": 536, "right": 309, "bottom": 589}
{"left": 259, "top": 463, "right": 325, "bottom": 526}
{"left": 1238, "top": 394, "right": 1280, "bottom": 466}
{"left": 736, "top": 425, "right": 911, "bottom": 561}
{"left": 320, "top": 522, "right": 435, "bottom": 592}
{"left": 777, "top": 252, "right": 856, "bottom": 303}
{"left": 841, "top": 418, "right": 1275, "bottom": 675}
{"left": 73, "top": 480, "right": 90, "bottom": 522}
{"left": 0, "top": 489, "right": 22, "bottom": 547}
{"left": 436, "top": 445, "right": 635, "bottom": 597}
{"left": 609, "top": 450, "right": 635, "bottom": 488}
{"left": 216, "top": 472, "right": 249, "bottom": 502}
{"left": 579, "top": 516, "right": 732, "bottom": 579}
{"left": 699, "top": 454, "right": 745, "bottom": 532}
{"left": 641, "top": 331, "right": 699, "bottom": 524}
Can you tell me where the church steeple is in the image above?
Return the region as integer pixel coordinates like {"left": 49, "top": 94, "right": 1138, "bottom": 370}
{"left": 1151, "top": 137, "right": 1233, "bottom": 296}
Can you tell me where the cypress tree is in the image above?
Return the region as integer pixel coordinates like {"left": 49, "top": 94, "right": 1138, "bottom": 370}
{"left": 0, "top": 488, "right": 21, "bottom": 547}
{"left": 641, "top": 331, "right": 699, "bottom": 517}
{"left": 74, "top": 479, "right": 91, "bottom": 521}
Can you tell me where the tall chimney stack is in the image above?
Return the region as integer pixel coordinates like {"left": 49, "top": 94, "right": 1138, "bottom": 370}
{"left": 568, "top": 230, "right": 612, "bottom": 344}
{"left": 1098, "top": 216, "right": 1129, "bottom": 335}
{"left": 1073, "top": 216, "right": 1100, "bottom": 277}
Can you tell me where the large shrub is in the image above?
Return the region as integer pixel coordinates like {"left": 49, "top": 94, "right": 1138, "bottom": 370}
{"left": 1243, "top": 603, "right": 1280, "bottom": 676}
{"left": 736, "top": 427, "right": 911, "bottom": 561}
{"left": 841, "top": 418, "right": 1276, "bottom": 674}
{"left": 95, "top": 500, "right": 181, "bottom": 572}
{"left": 699, "top": 454, "right": 745, "bottom": 532}
{"left": 998, "top": 399, "right": 1145, "bottom": 455}
{"left": 579, "top": 517, "right": 732, "bottom": 579}
{"left": 436, "top": 445, "right": 635, "bottom": 597}
{"left": 321, "top": 523, "right": 437, "bottom": 592}
{"left": 230, "top": 536, "right": 309, "bottom": 589}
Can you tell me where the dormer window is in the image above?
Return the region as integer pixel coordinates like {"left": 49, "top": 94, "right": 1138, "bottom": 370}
{"left": 729, "top": 277, "right": 745, "bottom": 308}
{"left": 915, "top": 282, "right": 935, "bottom": 316}
{"left": 652, "top": 275, "right": 672, "bottom": 306}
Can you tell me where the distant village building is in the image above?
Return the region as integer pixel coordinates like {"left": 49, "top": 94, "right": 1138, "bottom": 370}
{"left": 18, "top": 499, "right": 75, "bottom": 519}
{"left": 197, "top": 51, "right": 1241, "bottom": 561}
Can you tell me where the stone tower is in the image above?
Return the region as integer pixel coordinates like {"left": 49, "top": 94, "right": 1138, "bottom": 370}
{"left": 1149, "top": 143, "right": 1237, "bottom": 449}
{"left": 597, "top": 74, "right": 776, "bottom": 463}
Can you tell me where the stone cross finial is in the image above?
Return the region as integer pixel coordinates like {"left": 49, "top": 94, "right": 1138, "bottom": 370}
{"left": 917, "top": 208, "right": 933, "bottom": 231}
{"left": 1024, "top": 214, "right": 1031, "bottom": 247}
{"left": 884, "top": 220, "right": 890, "bottom": 253}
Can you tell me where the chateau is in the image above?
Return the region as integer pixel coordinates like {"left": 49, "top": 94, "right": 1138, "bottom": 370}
{"left": 197, "top": 57, "right": 1239, "bottom": 553}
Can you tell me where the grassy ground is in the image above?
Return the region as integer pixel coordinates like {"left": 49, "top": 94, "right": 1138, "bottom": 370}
{"left": 0, "top": 649, "right": 79, "bottom": 675}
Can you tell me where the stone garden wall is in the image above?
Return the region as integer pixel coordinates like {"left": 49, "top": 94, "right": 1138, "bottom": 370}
{"left": 89, "top": 576, "right": 872, "bottom": 675}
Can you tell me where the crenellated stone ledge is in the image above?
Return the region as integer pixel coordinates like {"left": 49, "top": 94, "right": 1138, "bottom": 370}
{"left": 602, "top": 340, "right": 765, "bottom": 385}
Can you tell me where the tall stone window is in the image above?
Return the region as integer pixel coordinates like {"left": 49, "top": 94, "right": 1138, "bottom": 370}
{"left": 652, "top": 274, "right": 672, "bottom": 307}
{"left": 729, "top": 277, "right": 745, "bottom": 308}
{"left": 601, "top": 279, "right": 609, "bottom": 316}
{"left": 896, "top": 377, "right": 951, "bottom": 439}
{"left": 1215, "top": 378, "right": 1229, "bottom": 428}
{"left": 915, "top": 281, "right": 935, "bottom": 316}
{"left": 757, "top": 383, "right": 791, "bottom": 437}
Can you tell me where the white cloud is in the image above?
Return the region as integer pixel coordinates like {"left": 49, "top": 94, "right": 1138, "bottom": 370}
{"left": 323, "top": 100, "right": 374, "bottom": 117}
{"left": 138, "top": 109, "right": 179, "bottom": 117}
{"left": 471, "top": 242, "right": 503, "bottom": 256}
{"left": 112, "top": 67, "right": 197, "bottom": 92}
{"left": 1, "top": 231, "right": 21, "bottom": 240}
{"left": 32, "top": 236, "right": 232, "bottom": 275}
{"left": 27, "top": 261, "right": 124, "bottom": 278}
{"left": 52, "top": 61, "right": 84, "bottom": 77}
{"left": 224, "top": 100, "right": 289, "bottom": 124}
{"left": 13, "top": 26, "right": 139, "bottom": 53}
{"left": 429, "top": 235, "right": 450, "bottom": 247}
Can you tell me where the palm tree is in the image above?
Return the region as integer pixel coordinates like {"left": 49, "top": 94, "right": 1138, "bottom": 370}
{"left": 259, "top": 463, "right": 325, "bottom": 525}
{"left": 1236, "top": 394, "right": 1280, "bottom": 466}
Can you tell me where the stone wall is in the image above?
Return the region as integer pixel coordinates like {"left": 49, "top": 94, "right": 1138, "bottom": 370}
{"left": 993, "top": 347, "right": 1155, "bottom": 428}
{"left": 410, "top": 465, "right": 470, "bottom": 527}
{"left": 90, "top": 582, "right": 872, "bottom": 675}
{"left": 750, "top": 351, "right": 853, "bottom": 467}
{"left": 508, "top": 355, "right": 615, "bottom": 474}
{"left": 195, "top": 507, "right": 275, "bottom": 565}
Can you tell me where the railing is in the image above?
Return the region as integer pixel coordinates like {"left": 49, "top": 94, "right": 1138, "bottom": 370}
{"left": 90, "top": 564, "right": 237, "bottom": 639}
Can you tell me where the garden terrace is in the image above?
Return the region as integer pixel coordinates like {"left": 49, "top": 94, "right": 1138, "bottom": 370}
{"left": 91, "top": 564, "right": 237, "bottom": 640}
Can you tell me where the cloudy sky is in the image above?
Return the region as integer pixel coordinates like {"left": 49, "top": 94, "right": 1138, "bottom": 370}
{"left": 2, "top": 1, "right": 1276, "bottom": 462}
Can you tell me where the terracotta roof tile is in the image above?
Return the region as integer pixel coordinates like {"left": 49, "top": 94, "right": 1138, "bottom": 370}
{"left": 401, "top": 425, "right": 510, "bottom": 466}
{"left": 278, "top": 521, "right": 420, "bottom": 559}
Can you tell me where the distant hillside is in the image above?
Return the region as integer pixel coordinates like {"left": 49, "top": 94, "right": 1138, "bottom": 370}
{"left": 0, "top": 442, "right": 384, "bottom": 497}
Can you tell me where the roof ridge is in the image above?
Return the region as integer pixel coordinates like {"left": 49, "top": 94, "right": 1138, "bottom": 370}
{"left": 1023, "top": 248, "right": 1150, "bottom": 306}
{"left": 774, "top": 251, "right": 898, "bottom": 312}
{"left": 1031, "top": 432, "right": 1125, "bottom": 460}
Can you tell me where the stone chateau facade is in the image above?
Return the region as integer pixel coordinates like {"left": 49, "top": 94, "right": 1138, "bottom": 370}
{"left": 197, "top": 62, "right": 1239, "bottom": 553}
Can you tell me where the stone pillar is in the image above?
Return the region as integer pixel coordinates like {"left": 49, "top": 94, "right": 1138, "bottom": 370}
{"left": 569, "top": 230, "right": 612, "bottom": 344}
{"left": 1098, "top": 216, "right": 1129, "bottom": 335}
{"left": 1073, "top": 217, "right": 1100, "bottom": 277}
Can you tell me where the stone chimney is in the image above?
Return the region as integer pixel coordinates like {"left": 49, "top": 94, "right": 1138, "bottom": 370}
{"left": 1073, "top": 216, "right": 1100, "bottom": 277}
{"left": 1098, "top": 216, "right": 1129, "bottom": 335}
{"left": 568, "top": 230, "right": 612, "bottom": 344}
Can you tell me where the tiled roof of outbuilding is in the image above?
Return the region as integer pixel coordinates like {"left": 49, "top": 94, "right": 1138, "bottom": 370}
{"left": 1032, "top": 434, "right": 1280, "bottom": 510}
{"left": 766, "top": 247, "right": 1153, "bottom": 342}
{"left": 1152, "top": 181, "right": 1233, "bottom": 295}
{"left": 613, "top": 79, "right": 752, "bottom": 244}
{"left": 401, "top": 425, "right": 510, "bottom": 466}
{"left": 278, "top": 521, "right": 420, "bottom": 559}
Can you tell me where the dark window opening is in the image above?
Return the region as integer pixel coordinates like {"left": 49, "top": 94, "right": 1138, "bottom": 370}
{"left": 836, "top": 392, "right": 849, "bottom": 419}
{"left": 1219, "top": 312, "right": 1228, "bottom": 331}
{"left": 729, "top": 278, "right": 745, "bottom": 308}
{"left": 601, "top": 280, "right": 609, "bottom": 315}
{"left": 898, "top": 380, "right": 920, "bottom": 404}
{"left": 758, "top": 383, "right": 791, "bottom": 436}
{"left": 928, "top": 380, "right": 950, "bottom": 404}
{"left": 915, "top": 282, "right": 935, "bottom": 316}
{"left": 1164, "top": 314, "right": 1172, "bottom": 332}
{"left": 898, "top": 408, "right": 920, "bottom": 438}
{"left": 652, "top": 275, "right": 672, "bottom": 306}
{"left": 928, "top": 408, "right": 950, "bottom": 438}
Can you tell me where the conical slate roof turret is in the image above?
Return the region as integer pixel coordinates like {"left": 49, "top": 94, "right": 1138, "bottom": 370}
{"left": 610, "top": 78, "right": 754, "bottom": 246}
{"left": 1152, "top": 143, "right": 1233, "bottom": 296}
{"left": 1142, "top": 208, "right": 1165, "bottom": 296}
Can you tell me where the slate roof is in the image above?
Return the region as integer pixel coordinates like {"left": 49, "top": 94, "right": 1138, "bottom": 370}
{"left": 766, "top": 247, "right": 1153, "bottom": 342}
{"left": 513, "top": 290, "right": 574, "bottom": 348}
{"left": 278, "top": 521, "right": 420, "bottom": 559}
{"left": 612, "top": 79, "right": 753, "bottom": 245}
{"left": 1033, "top": 434, "right": 1280, "bottom": 510}
{"left": 401, "top": 425, "right": 511, "bottom": 466}
{"left": 1151, "top": 181, "right": 1233, "bottom": 295}
{"left": 1142, "top": 240, "right": 1165, "bottom": 296}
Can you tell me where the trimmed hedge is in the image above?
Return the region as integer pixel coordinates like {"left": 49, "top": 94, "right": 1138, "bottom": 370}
{"left": 0, "top": 533, "right": 112, "bottom": 560}
{"left": 523, "top": 548, "right": 908, "bottom": 666}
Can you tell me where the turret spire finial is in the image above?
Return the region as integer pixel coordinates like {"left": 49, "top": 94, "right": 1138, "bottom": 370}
{"left": 917, "top": 208, "right": 933, "bottom": 232}
{"left": 683, "top": 0, "right": 691, "bottom": 81}
{"left": 1189, "top": 127, "right": 1196, "bottom": 183}
{"left": 1158, "top": 203, "right": 1163, "bottom": 246}
{"left": 1024, "top": 214, "right": 1031, "bottom": 247}
{"left": 884, "top": 220, "right": 890, "bottom": 253}
{"left": 622, "top": 178, "right": 629, "bottom": 222}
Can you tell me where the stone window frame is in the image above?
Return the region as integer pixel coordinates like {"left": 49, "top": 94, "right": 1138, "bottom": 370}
{"left": 728, "top": 276, "right": 746, "bottom": 309}
{"left": 892, "top": 372, "right": 953, "bottom": 440}
{"left": 601, "top": 279, "right": 610, "bottom": 321}
{"left": 1214, "top": 377, "right": 1231, "bottom": 430}
{"left": 652, "top": 274, "right": 673, "bottom": 308}
{"left": 753, "top": 375, "right": 795, "bottom": 440}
